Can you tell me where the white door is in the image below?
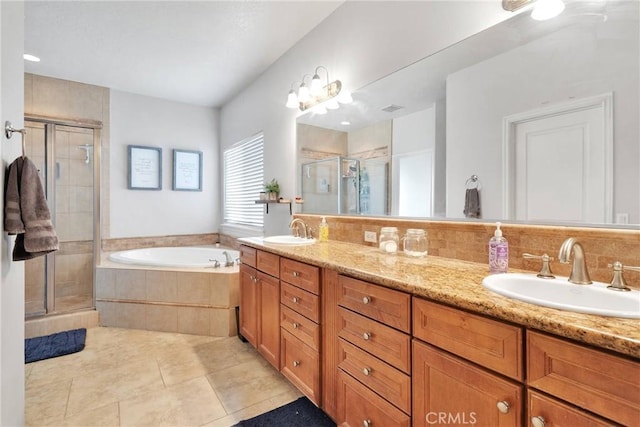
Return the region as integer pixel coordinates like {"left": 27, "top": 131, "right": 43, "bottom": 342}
{"left": 392, "top": 149, "right": 434, "bottom": 217}
{"left": 504, "top": 94, "right": 612, "bottom": 223}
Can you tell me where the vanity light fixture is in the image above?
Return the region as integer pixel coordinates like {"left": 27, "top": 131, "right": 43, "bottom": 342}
{"left": 23, "top": 54, "right": 40, "bottom": 62}
{"left": 286, "top": 66, "right": 352, "bottom": 112}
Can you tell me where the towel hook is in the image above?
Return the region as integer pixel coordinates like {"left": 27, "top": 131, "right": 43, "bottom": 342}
{"left": 465, "top": 174, "right": 481, "bottom": 189}
{"left": 5, "top": 121, "right": 27, "bottom": 157}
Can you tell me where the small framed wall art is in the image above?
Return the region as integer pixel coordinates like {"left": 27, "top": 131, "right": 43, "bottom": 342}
{"left": 128, "top": 145, "right": 162, "bottom": 190}
{"left": 172, "top": 149, "right": 203, "bottom": 191}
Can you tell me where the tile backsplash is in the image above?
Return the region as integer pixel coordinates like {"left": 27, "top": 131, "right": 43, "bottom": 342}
{"left": 294, "top": 214, "right": 640, "bottom": 287}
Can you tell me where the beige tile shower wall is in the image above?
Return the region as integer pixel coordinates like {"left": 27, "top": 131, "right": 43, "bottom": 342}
{"left": 294, "top": 214, "right": 640, "bottom": 287}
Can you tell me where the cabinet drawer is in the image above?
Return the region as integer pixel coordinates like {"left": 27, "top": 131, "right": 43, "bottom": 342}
{"left": 527, "top": 331, "right": 640, "bottom": 426}
{"left": 413, "top": 298, "right": 523, "bottom": 380}
{"left": 280, "top": 329, "right": 321, "bottom": 405}
{"left": 257, "top": 250, "right": 279, "bottom": 277}
{"left": 281, "top": 305, "right": 320, "bottom": 351}
{"left": 338, "top": 275, "right": 410, "bottom": 333}
{"left": 528, "top": 390, "right": 612, "bottom": 427}
{"left": 338, "top": 307, "right": 411, "bottom": 374}
{"left": 281, "top": 282, "right": 320, "bottom": 322}
{"left": 280, "top": 258, "right": 320, "bottom": 294}
{"left": 336, "top": 370, "right": 410, "bottom": 427}
{"left": 239, "top": 245, "right": 256, "bottom": 268}
{"left": 413, "top": 340, "right": 522, "bottom": 427}
{"left": 338, "top": 338, "right": 411, "bottom": 414}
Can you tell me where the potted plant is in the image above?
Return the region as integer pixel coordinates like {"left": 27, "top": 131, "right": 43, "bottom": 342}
{"left": 265, "top": 178, "right": 280, "bottom": 201}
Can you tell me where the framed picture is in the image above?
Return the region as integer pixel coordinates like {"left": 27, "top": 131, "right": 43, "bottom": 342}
{"left": 128, "top": 145, "right": 162, "bottom": 190}
{"left": 173, "top": 149, "right": 203, "bottom": 191}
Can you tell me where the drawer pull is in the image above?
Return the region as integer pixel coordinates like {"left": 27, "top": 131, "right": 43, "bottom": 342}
{"left": 363, "top": 367, "right": 372, "bottom": 376}
{"left": 496, "top": 401, "right": 510, "bottom": 414}
{"left": 362, "top": 332, "right": 372, "bottom": 341}
{"left": 362, "top": 296, "right": 371, "bottom": 304}
{"left": 292, "top": 322, "right": 299, "bottom": 329}
{"left": 531, "top": 416, "right": 546, "bottom": 427}
{"left": 293, "top": 360, "right": 300, "bottom": 367}
{"left": 363, "top": 420, "right": 372, "bottom": 427}
{"left": 292, "top": 271, "right": 300, "bottom": 277}
{"left": 292, "top": 296, "right": 300, "bottom": 303}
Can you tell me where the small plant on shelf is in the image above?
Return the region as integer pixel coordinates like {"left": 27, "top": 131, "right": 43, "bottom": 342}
{"left": 265, "top": 179, "right": 280, "bottom": 200}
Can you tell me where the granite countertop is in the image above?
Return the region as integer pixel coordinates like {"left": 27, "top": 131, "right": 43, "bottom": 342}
{"left": 239, "top": 237, "right": 640, "bottom": 359}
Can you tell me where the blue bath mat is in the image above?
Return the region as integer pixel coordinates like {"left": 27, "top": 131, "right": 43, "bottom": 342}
{"left": 235, "top": 396, "right": 335, "bottom": 426}
{"left": 25, "top": 328, "right": 86, "bottom": 363}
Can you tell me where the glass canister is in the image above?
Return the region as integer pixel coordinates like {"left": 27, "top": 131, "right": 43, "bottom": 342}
{"left": 379, "top": 227, "right": 399, "bottom": 254}
{"left": 403, "top": 228, "right": 428, "bottom": 257}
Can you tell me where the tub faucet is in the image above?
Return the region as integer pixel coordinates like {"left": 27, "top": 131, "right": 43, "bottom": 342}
{"left": 222, "top": 251, "right": 235, "bottom": 267}
{"left": 558, "top": 238, "right": 592, "bottom": 284}
{"left": 289, "top": 218, "right": 309, "bottom": 239}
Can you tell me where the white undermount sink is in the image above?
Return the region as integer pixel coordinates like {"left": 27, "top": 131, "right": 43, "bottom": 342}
{"left": 482, "top": 273, "right": 640, "bottom": 319}
{"left": 263, "top": 235, "right": 316, "bottom": 245}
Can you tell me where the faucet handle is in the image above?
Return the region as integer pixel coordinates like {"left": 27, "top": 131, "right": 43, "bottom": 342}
{"left": 523, "top": 253, "right": 555, "bottom": 279}
{"left": 606, "top": 262, "right": 639, "bottom": 292}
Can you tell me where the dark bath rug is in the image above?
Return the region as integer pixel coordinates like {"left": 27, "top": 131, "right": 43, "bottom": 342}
{"left": 25, "top": 328, "right": 86, "bottom": 363}
{"left": 235, "top": 396, "right": 336, "bottom": 427}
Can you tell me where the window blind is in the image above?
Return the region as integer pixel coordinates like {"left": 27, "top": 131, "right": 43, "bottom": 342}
{"left": 223, "top": 133, "right": 264, "bottom": 227}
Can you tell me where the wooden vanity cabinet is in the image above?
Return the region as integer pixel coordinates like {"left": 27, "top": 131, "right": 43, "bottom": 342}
{"left": 239, "top": 246, "right": 280, "bottom": 369}
{"left": 279, "top": 257, "right": 322, "bottom": 405}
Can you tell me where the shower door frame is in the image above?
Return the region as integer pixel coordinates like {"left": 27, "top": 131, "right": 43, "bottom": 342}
{"left": 25, "top": 114, "right": 102, "bottom": 316}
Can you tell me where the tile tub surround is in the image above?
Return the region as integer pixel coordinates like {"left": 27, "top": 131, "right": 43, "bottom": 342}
{"left": 102, "top": 233, "right": 219, "bottom": 253}
{"left": 96, "top": 260, "right": 239, "bottom": 337}
{"left": 239, "top": 237, "right": 639, "bottom": 359}
{"left": 294, "top": 214, "right": 640, "bottom": 286}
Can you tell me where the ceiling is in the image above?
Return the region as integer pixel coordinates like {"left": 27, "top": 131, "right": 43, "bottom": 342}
{"left": 24, "top": 1, "right": 343, "bottom": 107}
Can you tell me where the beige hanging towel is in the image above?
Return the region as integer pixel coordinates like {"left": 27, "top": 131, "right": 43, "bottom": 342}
{"left": 4, "top": 156, "right": 59, "bottom": 261}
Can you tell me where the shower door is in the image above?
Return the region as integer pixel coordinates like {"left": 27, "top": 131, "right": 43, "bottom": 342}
{"left": 24, "top": 119, "right": 100, "bottom": 317}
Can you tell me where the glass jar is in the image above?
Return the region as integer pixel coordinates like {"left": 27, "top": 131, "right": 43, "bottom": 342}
{"left": 403, "top": 228, "right": 428, "bottom": 257}
{"left": 379, "top": 227, "right": 399, "bottom": 254}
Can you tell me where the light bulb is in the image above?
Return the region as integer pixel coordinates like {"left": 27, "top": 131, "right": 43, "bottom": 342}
{"left": 23, "top": 54, "right": 40, "bottom": 62}
{"left": 311, "top": 105, "right": 327, "bottom": 115}
{"left": 310, "top": 74, "right": 323, "bottom": 97}
{"left": 298, "top": 84, "right": 310, "bottom": 103}
{"left": 337, "top": 90, "right": 353, "bottom": 104}
{"left": 286, "top": 90, "right": 299, "bottom": 108}
{"left": 531, "top": 0, "right": 565, "bottom": 21}
{"left": 325, "top": 99, "right": 340, "bottom": 110}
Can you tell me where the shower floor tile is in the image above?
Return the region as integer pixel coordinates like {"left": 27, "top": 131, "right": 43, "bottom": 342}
{"left": 25, "top": 327, "right": 302, "bottom": 427}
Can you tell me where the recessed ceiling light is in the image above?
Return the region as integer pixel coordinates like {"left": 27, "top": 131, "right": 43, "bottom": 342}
{"left": 23, "top": 54, "right": 41, "bottom": 62}
{"left": 341, "top": 121, "right": 351, "bottom": 126}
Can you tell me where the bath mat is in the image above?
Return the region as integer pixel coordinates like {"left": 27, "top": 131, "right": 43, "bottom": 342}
{"left": 25, "top": 328, "right": 86, "bottom": 363}
{"left": 235, "top": 396, "right": 335, "bottom": 427}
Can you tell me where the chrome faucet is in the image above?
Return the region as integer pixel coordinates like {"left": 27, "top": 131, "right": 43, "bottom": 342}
{"left": 558, "top": 238, "right": 592, "bottom": 285}
{"left": 222, "top": 251, "right": 236, "bottom": 267}
{"left": 289, "top": 218, "right": 309, "bottom": 239}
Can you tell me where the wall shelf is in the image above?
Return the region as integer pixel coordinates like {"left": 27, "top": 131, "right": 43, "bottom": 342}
{"left": 255, "top": 199, "right": 292, "bottom": 214}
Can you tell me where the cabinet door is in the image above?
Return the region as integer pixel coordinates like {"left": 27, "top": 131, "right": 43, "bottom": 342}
{"left": 528, "top": 390, "right": 612, "bottom": 427}
{"left": 239, "top": 264, "right": 258, "bottom": 347}
{"left": 413, "top": 340, "right": 522, "bottom": 427}
{"left": 258, "top": 271, "right": 280, "bottom": 369}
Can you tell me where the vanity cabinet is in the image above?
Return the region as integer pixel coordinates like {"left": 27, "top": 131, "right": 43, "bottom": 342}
{"left": 239, "top": 246, "right": 280, "bottom": 369}
{"left": 412, "top": 298, "right": 524, "bottom": 426}
{"left": 335, "top": 275, "right": 412, "bottom": 426}
{"left": 279, "top": 257, "right": 322, "bottom": 405}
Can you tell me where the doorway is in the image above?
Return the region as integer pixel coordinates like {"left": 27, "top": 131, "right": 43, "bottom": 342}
{"left": 23, "top": 118, "right": 101, "bottom": 318}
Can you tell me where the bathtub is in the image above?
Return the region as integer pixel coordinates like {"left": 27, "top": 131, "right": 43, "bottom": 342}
{"left": 108, "top": 246, "right": 240, "bottom": 268}
{"left": 98, "top": 246, "right": 240, "bottom": 337}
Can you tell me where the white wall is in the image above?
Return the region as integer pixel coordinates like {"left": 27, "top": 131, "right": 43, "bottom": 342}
{"left": 446, "top": 22, "right": 639, "bottom": 222}
{"left": 220, "top": 1, "right": 514, "bottom": 236}
{"left": 0, "top": 1, "right": 26, "bottom": 424}
{"left": 110, "top": 91, "right": 219, "bottom": 238}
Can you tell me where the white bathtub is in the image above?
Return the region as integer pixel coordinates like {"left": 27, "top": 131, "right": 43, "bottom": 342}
{"left": 108, "top": 246, "right": 240, "bottom": 268}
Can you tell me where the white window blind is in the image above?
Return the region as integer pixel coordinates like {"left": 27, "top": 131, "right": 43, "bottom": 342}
{"left": 223, "top": 133, "right": 264, "bottom": 227}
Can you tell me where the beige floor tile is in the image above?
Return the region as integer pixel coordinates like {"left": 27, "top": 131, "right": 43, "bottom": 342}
{"left": 58, "top": 402, "right": 120, "bottom": 427}
{"left": 25, "top": 378, "right": 72, "bottom": 426}
{"left": 119, "top": 376, "right": 226, "bottom": 427}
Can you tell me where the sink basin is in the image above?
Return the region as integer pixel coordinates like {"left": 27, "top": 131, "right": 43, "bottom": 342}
{"left": 482, "top": 273, "right": 640, "bottom": 318}
{"left": 263, "top": 235, "right": 316, "bottom": 245}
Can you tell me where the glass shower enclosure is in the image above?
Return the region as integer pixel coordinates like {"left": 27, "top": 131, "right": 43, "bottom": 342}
{"left": 301, "top": 156, "right": 360, "bottom": 215}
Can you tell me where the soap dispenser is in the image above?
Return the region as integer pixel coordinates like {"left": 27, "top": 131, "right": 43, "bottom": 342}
{"left": 319, "top": 216, "right": 329, "bottom": 242}
{"left": 489, "top": 222, "right": 509, "bottom": 273}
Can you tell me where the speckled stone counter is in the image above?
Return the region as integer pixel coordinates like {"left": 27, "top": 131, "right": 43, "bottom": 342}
{"left": 239, "top": 237, "right": 640, "bottom": 359}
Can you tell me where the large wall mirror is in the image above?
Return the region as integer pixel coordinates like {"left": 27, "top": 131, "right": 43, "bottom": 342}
{"left": 296, "top": 0, "right": 639, "bottom": 228}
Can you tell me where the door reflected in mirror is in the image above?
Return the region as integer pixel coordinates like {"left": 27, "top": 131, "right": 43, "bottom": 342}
{"left": 296, "top": 0, "right": 639, "bottom": 227}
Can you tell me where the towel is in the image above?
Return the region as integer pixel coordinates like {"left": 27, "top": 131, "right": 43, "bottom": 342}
{"left": 463, "top": 188, "right": 481, "bottom": 218}
{"left": 4, "top": 156, "right": 59, "bottom": 261}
